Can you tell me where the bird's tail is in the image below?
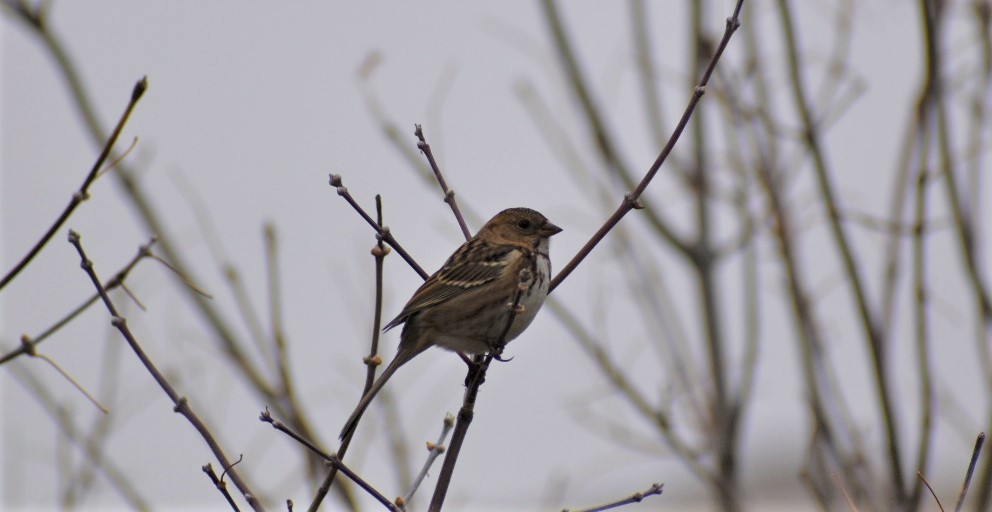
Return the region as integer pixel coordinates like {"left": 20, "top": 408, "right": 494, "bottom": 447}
{"left": 339, "top": 350, "right": 412, "bottom": 440}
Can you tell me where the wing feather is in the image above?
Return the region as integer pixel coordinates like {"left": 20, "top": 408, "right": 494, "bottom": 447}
{"left": 383, "top": 240, "right": 516, "bottom": 330}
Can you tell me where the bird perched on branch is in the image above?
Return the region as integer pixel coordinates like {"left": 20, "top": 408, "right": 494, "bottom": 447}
{"left": 340, "top": 207, "right": 562, "bottom": 440}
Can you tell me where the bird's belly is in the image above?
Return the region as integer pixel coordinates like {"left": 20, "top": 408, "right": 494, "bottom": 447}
{"left": 430, "top": 283, "right": 547, "bottom": 354}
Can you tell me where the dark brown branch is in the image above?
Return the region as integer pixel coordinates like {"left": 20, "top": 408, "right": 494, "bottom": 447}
{"left": 67, "top": 230, "right": 264, "bottom": 512}
{"left": 203, "top": 463, "right": 241, "bottom": 512}
{"left": 414, "top": 125, "right": 471, "bottom": 240}
{"left": 0, "top": 77, "right": 146, "bottom": 291}
{"left": 329, "top": 174, "right": 429, "bottom": 280}
{"left": 428, "top": 268, "right": 533, "bottom": 512}
{"left": 0, "top": 237, "right": 156, "bottom": 366}
{"left": 954, "top": 432, "right": 985, "bottom": 512}
{"left": 309, "top": 196, "right": 391, "bottom": 511}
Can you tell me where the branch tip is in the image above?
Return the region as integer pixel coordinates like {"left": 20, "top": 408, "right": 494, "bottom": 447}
{"left": 132, "top": 77, "right": 148, "bottom": 101}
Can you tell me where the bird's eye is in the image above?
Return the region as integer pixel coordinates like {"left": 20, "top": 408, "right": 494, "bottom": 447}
{"left": 517, "top": 219, "right": 532, "bottom": 230}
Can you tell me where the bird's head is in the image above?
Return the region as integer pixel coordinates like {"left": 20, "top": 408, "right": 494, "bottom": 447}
{"left": 478, "top": 207, "right": 562, "bottom": 246}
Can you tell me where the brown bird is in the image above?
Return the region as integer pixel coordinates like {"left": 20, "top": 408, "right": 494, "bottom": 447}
{"left": 340, "top": 207, "right": 562, "bottom": 439}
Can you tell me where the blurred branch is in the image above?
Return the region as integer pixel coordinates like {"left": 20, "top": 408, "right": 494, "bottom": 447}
{"left": 539, "top": 0, "right": 688, "bottom": 255}
{"left": 629, "top": 0, "right": 667, "bottom": 147}
{"left": 0, "top": 18, "right": 356, "bottom": 507}
{"left": 775, "top": 0, "right": 905, "bottom": 504}
{"left": 544, "top": 298, "right": 708, "bottom": 480}
{"left": 908, "top": 136, "right": 935, "bottom": 510}
{"left": 7, "top": 363, "right": 149, "bottom": 511}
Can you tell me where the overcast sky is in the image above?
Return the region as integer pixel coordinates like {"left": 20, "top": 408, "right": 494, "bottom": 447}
{"left": 3, "top": 1, "right": 989, "bottom": 511}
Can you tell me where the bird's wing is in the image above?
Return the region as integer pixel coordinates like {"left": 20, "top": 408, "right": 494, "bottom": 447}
{"left": 383, "top": 240, "right": 518, "bottom": 331}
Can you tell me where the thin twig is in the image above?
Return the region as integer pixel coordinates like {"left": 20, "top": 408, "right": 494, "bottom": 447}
{"left": 21, "top": 342, "right": 108, "bottom": 414}
{"left": 548, "top": 0, "right": 745, "bottom": 292}
{"left": 67, "top": 230, "right": 264, "bottom": 512}
{"left": 0, "top": 237, "right": 157, "bottom": 366}
{"left": 329, "top": 174, "right": 428, "bottom": 280}
{"left": 917, "top": 471, "right": 945, "bottom": 512}
{"left": 561, "top": 482, "right": 664, "bottom": 512}
{"left": 203, "top": 463, "right": 241, "bottom": 512}
{"left": 308, "top": 196, "right": 394, "bottom": 511}
{"left": 954, "top": 432, "right": 985, "bottom": 512}
{"left": 414, "top": 125, "right": 471, "bottom": 240}
{"left": 403, "top": 414, "right": 454, "bottom": 506}
{"left": 831, "top": 472, "right": 860, "bottom": 512}
{"left": 539, "top": 0, "right": 687, "bottom": 256}
{"left": 0, "top": 76, "right": 146, "bottom": 291}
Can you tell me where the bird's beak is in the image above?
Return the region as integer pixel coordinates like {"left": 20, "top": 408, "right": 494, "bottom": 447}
{"left": 540, "top": 221, "right": 563, "bottom": 237}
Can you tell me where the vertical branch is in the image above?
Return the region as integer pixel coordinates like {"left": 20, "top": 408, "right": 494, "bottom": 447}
{"left": 7, "top": 363, "right": 150, "bottom": 510}
{"left": 685, "top": 2, "right": 737, "bottom": 509}
{"left": 308, "top": 196, "right": 391, "bottom": 512}
{"left": 265, "top": 224, "right": 294, "bottom": 406}
{"left": 539, "top": 0, "right": 688, "bottom": 253}
{"left": 775, "top": 0, "right": 905, "bottom": 503}
{"left": 629, "top": 0, "right": 667, "bottom": 147}
{"left": 427, "top": 269, "right": 533, "bottom": 512}
{"left": 918, "top": 0, "right": 992, "bottom": 502}
{"left": 908, "top": 139, "right": 935, "bottom": 511}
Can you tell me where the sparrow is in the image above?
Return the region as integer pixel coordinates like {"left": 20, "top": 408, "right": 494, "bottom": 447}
{"left": 340, "top": 207, "right": 562, "bottom": 439}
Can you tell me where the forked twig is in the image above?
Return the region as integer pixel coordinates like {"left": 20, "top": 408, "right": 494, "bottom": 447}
{"left": 0, "top": 237, "right": 156, "bottom": 366}
{"left": 202, "top": 463, "right": 241, "bottom": 512}
{"left": 0, "top": 77, "right": 147, "bottom": 291}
